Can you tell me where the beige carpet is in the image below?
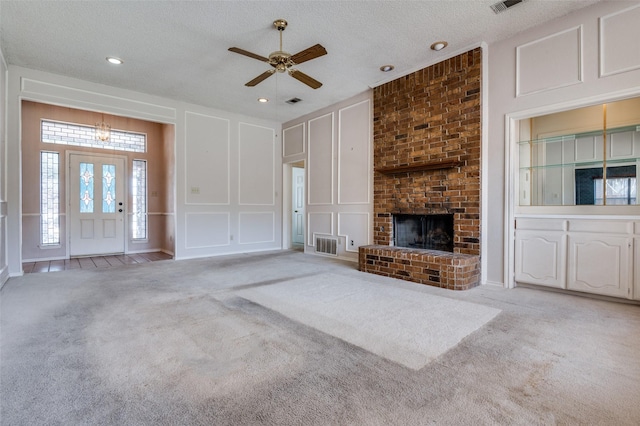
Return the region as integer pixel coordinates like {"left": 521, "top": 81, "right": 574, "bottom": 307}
{"left": 236, "top": 272, "right": 500, "bottom": 369}
{"left": 2, "top": 250, "right": 640, "bottom": 425}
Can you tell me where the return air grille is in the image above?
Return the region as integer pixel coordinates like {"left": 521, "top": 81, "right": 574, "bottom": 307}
{"left": 490, "top": 0, "right": 525, "bottom": 14}
{"left": 315, "top": 237, "right": 338, "bottom": 256}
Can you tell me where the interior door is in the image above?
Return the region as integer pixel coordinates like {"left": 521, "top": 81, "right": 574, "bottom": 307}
{"left": 69, "top": 153, "right": 126, "bottom": 256}
{"left": 292, "top": 166, "right": 305, "bottom": 245}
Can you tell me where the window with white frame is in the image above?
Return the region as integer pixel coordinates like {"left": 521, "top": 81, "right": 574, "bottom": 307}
{"left": 594, "top": 177, "right": 637, "bottom": 205}
{"left": 41, "top": 119, "right": 146, "bottom": 153}
{"left": 132, "top": 160, "right": 147, "bottom": 240}
{"left": 40, "top": 151, "right": 60, "bottom": 245}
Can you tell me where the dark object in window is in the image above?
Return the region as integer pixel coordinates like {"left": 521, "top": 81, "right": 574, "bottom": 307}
{"left": 575, "top": 165, "right": 636, "bottom": 205}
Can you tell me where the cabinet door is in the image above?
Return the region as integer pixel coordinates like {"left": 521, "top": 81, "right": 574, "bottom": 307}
{"left": 515, "top": 231, "right": 566, "bottom": 288}
{"left": 568, "top": 234, "right": 631, "bottom": 298}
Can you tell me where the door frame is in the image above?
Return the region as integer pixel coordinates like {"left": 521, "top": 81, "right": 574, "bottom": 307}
{"left": 282, "top": 160, "right": 306, "bottom": 250}
{"left": 66, "top": 150, "right": 129, "bottom": 258}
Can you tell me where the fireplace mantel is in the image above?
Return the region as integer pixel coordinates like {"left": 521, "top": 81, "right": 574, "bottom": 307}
{"left": 375, "top": 159, "right": 464, "bottom": 175}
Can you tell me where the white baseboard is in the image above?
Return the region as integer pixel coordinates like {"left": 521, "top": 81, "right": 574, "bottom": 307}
{"left": 482, "top": 279, "right": 506, "bottom": 287}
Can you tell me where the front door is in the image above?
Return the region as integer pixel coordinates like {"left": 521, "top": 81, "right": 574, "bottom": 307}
{"left": 69, "top": 153, "right": 126, "bottom": 256}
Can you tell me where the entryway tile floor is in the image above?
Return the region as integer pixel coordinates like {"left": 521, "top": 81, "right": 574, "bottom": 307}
{"left": 22, "top": 252, "right": 173, "bottom": 274}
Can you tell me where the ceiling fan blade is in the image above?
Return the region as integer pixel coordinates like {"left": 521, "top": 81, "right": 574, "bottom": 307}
{"left": 245, "top": 70, "right": 275, "bottom": 87}
{"left": 290, "top": 44, "right": 327, "bottom": 65}
{"left": 228, "top": 47, "right": 270, "bottom": 62}
{"left": 289, "top": 69, "right": 322, "bottom": 89}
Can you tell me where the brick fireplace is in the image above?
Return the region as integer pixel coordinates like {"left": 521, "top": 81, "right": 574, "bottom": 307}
{"left": 359, "top": 48, "right": 482, "bottom": 290}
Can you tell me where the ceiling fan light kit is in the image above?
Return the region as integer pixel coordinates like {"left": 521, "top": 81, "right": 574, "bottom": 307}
{"left": 229, "top": 19, "right": 327, "bottom": 89}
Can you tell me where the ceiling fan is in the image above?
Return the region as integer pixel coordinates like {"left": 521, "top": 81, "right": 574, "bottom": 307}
{"left": 228, "top": 19, "right": 327, "bottom": 89}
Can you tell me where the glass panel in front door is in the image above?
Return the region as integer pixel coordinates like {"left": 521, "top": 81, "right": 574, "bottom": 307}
{"left": 102, "top": 164, "right": 116, "bottom": 213}
{"left": 80, "top": 162, "right": 94, "bottom": 213}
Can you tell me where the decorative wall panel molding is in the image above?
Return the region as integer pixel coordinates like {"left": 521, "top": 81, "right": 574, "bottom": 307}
{"left": 283, "top": 122, "right": 305, "bottom": 157}
{"left": 239, "top": 123, "right": 275, "bottom": 206}
{"left": 609, "top": 130, "right": 636, "bottom": 158}
{"left": 238, "top": 212, "right": 275, "bottom": 244}
{"left": 575, "top": 135, "right": 600, "bottom": 162}
{"left": 600, "top": 4, "right": 640, "bottom": 77}
{"left": 338, "top": 100, "right": 371, "bottom": 205}
{"left": 185, "top": 112, "right": 230, "bottom": 205}
{"left": 308, "top": 113, "right": 334, "bottom": 205}
{"left": 516, "top": 26, "right": 583, "bottom": 96}
{"left": 337, "top": 212, "right": 370, "bottom": 253}
{"left": 307, "top": 212, "right": 333, "bottom": 246}
{"left": 184, "top": 212, "right": 230, "bottom": 249}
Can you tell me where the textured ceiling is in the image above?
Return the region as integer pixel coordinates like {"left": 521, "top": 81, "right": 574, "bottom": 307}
{"left": 0, "top": 1, "right": 602, "bottom": 123}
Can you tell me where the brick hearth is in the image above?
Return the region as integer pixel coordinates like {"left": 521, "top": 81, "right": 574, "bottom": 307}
{"left": 359, "top": 246, "right": 480, "bottom": 291}
{"left": 359, "top": 48, "right": 482, "bottom": 290}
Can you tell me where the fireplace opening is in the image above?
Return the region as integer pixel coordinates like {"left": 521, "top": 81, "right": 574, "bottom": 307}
{"left": 393, "top": 214, "right": 454, "bottom": 252}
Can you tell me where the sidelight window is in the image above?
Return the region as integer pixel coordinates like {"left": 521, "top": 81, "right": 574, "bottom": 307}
{"left": 132, "top": 160, "right": 147, "bottom": 240}
{"left": 40, "top": 151, "right": 60, "bottom": 245}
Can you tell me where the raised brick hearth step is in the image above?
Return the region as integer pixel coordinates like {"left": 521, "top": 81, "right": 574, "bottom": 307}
{"left": 359, "top": 245, "right": 480, "bottom": 291}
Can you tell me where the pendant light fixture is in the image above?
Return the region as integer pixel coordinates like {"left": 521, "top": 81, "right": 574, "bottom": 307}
{"left": 95, "top": 113, "right": 111, "bottom": 142}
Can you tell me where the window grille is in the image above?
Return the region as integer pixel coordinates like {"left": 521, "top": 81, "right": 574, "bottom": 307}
{"left": 132, "top": 160, "right": 148, "bottom": 240}
{"left": 41, "top": 119, "right": 146, "bottom": 153}
{"left": 40, "top": 151, "right": 60, "bottom": 245}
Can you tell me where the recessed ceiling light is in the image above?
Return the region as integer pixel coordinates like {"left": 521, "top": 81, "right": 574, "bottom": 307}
{"left": 257, "top": 97, "right": 269, "bottom": 103}
{"left": 106, "top": 57, "right": 123, "bottom": 65}
{"left": 430, "top": 41, "right": 448, "bottom": 51}
{"left": 380, "top": 65, "right": 394, "bottom": 72}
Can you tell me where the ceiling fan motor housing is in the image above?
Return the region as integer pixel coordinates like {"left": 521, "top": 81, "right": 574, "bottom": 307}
{"left": 269, "top": 51, "right": 293, "bottom": 72}
{"left": 274, "top": 19, "right": 288, "bottom": 31}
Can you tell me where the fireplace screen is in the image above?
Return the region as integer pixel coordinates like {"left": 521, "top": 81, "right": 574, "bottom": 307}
{"left": 393, "top": 214, "right": 453, "bottom": 252}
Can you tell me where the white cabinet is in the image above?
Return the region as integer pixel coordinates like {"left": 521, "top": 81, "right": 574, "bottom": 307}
{"left": 515, "top": 231, "right": 566, "bottom": 288}
{"left": 567, "top": 234, "right": 630, "bottom": 298}
{"left": 515, "top": 218, "right": 638, "bottom": 300}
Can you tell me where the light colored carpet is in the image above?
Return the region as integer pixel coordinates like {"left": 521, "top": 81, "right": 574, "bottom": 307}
{"left": 236, "top": 272, "right": 500, "bottom": 369}
{"left": 2, "top": 250, "right": 640, "bottom": 425}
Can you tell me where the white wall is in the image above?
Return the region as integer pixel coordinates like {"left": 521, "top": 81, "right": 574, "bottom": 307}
{"left": 0, "top": 47, "right": 8, "bottom": 286}
{"left": 487, "top": 1, "right": 640, "bottom": 286}
{"left": 5, "top": 66, "right": 281, "bottom": 275}
{"left": 282, "top": 91, "right": 373, "bottom": 262}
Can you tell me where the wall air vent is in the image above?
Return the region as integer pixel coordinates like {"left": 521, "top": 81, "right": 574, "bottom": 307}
{"left": 286, "top": 97, "right": 302, "bottom": 104}
{"left": 490, "top": 0, "right": 525, "bottom": 14}
{"left": 315, "top": 236, "right": 338, "bottom": 256}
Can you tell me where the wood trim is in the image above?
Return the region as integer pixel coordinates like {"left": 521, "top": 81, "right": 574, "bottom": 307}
{"left": 374, "top": 159, "right": 463, "bottom": 174}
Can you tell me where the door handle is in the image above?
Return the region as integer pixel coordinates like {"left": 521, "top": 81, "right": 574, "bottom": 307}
{"left": 294, "top": 210, "right": 298, "bottom": 213}
{"left": 118, "top": 209, "right": 123, "bottom": 213}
